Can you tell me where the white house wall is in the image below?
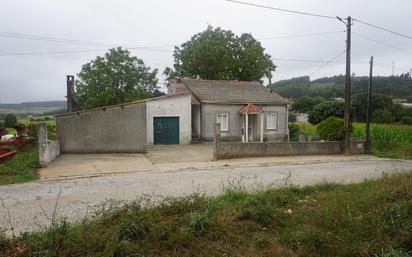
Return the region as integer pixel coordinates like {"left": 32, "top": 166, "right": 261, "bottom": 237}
{"left": 146, "top": 94, "right": 192, "bottom": 144}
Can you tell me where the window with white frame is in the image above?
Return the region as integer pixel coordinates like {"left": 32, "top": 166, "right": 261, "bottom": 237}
{"left": 216, "top": 113, "right": 229, "bottom": 131}
{"left": 266, "top": 112, "right": 277, "bottom": 129}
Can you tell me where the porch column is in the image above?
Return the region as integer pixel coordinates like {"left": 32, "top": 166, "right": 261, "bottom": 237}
{"left": 245, "top": 113, "right": 249, "bottom": 143}
{"left": 260, "top": 113, "right": 264, "bottom": 143}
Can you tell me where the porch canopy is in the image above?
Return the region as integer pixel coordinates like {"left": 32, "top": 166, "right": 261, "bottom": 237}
{"left": 239, "top": 103, "right": 263, "bottom": 114}
{"left": 239, "top": 104, "right": 264, "bottom": 143}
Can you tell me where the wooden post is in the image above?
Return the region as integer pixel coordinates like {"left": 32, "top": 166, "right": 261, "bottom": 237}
{"left": 366, "top": 56, "right": 373, "bottom": 153}
{"left": 344, "top": 16, "right": 352, "bottom": 154}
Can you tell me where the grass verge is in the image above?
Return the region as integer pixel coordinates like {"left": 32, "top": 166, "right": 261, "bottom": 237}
{"left": 2, "top": 172, "right": 412, "bottom": 257}
{"left": 0, "top": 147, "right": 40, "bottom": 185}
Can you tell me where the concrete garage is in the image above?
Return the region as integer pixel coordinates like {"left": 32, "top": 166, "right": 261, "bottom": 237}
{"left": 56, "top": 92, "right": 195, "bottom": 153}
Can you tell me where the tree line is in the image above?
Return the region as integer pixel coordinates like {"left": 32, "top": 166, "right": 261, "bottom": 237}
{"left": 270, "top": 75, "right": 412, "bottom": 99}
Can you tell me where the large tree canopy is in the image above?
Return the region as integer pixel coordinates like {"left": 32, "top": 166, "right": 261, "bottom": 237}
{"left": 75, "top": 47, "right": 158, "bottom": 109}
{"left": 164, "top": 26, "right": 276, "bottom": 81}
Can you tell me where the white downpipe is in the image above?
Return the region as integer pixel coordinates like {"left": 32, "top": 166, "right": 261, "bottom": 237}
{"left": 245, "top": 113, "right": 249, "bottom": 143}
{"left": 260, "top": 113, "right": 264, "bottom": 143}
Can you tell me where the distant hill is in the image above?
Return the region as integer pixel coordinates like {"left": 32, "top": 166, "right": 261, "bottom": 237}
{"left": 270, "top": 74, "right": 412, "bottom": 99}
{"left": 0, "top": 100, "right": 66, "bottom": 109}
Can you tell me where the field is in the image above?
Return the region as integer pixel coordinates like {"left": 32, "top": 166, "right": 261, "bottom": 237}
{"left": 2, "top": 172, "right": 412, "bottom": 257}
{"left": 295, "top": 122, "right": 412, "bottom": 159}
{"left": 0, "top": 107, "right": 61, "bottom": 116}
{"left": 0, "top": 147, "right": 39, "bottom": 185}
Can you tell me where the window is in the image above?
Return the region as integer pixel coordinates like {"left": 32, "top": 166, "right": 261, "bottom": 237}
{"left": 266, "top": 112, "right": 277, "bottom": 129}
{"left": 216, "top": 113, "right": 229, "bottom": 131}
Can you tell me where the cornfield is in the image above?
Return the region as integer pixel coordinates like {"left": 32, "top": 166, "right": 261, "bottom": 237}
{"left": 353, "top": 123, "right": 412, "bottom": 147}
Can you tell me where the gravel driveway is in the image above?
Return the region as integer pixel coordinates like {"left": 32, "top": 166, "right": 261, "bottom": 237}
{"left": 1, "top": 158, "right": 412, "bottom": 236}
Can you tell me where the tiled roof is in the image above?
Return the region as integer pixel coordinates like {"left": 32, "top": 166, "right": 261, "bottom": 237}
{"left": 239, "top": 104, "right": 264, "bottom": 114}
{"left": 181, "top": 79, "right": 288, "bottom": 105}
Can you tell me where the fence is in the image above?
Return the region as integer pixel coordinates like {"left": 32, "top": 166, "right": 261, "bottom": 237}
{"left": 213, "top": 123, "right": 365, "bottom": 160}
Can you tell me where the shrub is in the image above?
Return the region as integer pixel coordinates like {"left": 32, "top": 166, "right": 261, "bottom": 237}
{"left": 288, "top": 123, "right": 300, "bottom": 141}
{"left": 400, "top": 116, "right": 412, "bottom": 125}
{"left": 3, "top": 113, "right": 17, "bottom": 128}
{"left": 308, "top": 101, "right": 344, "bottom": 125}
{"left": 317, "top": 117, "right": 345, "bottom": 141}
{"left": 288, "top": 112, "right": 297, "bottom": 122}
{"left": 372, "top": 109, "right": 394, "bottom": 124}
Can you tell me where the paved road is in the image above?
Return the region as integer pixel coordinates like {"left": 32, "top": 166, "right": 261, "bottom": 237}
{"left": 1, "top": 158, "right": 412, "bottom": 236}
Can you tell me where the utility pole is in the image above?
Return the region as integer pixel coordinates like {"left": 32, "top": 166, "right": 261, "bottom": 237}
{"left": 366, "top": 56, "right": 373, "bottom": 154}
{"left": 344, "top": 16, "right": 352, "bottom": 154}
{"left": 392, "top": 61, "right": 395, "bottom": 76}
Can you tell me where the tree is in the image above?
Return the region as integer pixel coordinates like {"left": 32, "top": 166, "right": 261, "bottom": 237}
{"left": 292, "top": 96, "right": 325, "bottom": 113}
{"left": 75, "top": 47, "right": 158, "bottom": 109}
{"left": 352, "top": 93, "right": 394, "bottom": 122}
{"left": 164, "top": 26, "right": 276, "bottom": 81}
{"left": 3, "top": 113, "right": 17, "bottom": 128}
{"left": 372, "top": 109, "right": 394, "bottom": 124}
{"left": 308, "top": 101, "right": 344, "bottom": 125}
{"left": 407, "top": 96, "right": 412, "bottom": 103}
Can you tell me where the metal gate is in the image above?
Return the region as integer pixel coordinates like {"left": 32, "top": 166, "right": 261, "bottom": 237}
{"left": 153, "top": 117, "right": 179, "bottom": 144}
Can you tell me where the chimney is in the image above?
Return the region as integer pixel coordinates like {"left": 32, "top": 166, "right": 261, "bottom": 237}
{"left": 66, "top": 75, "right": 75, "bottom": 112}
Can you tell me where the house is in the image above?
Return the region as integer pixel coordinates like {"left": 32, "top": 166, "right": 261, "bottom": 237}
{"left": 167, "top": 79, "right": 289, "bottom": 143}
{"left": 56, "top": 77, "right": 289, "bottom": 153}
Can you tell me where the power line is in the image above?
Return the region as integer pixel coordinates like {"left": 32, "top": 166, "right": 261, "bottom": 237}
{"left": 0, "top": 31, "right": 175, "bottom": 49}
{"left": 353, "top": 18, "right": 412, "bottom": 41}
{"left": 225, "top": 0, "right": 338, "bottom": 20}
{"left": 258, "top": 30, "right": 344, "bottom": 41}
{"left": 310, "top": 50, "right": 346, "bottom": 76}
{"left": 0, "top": 47, "right": 173, "bottom": 57}
{"left": 353, "top": 32, "right": 412, "bottom": 55}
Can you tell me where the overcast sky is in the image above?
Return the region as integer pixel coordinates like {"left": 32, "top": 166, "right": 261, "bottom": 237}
{"left": 0, "top": 0, "right": 411, "bottom": 103}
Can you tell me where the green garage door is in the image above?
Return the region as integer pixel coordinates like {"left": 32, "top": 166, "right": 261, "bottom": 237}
{"left": 153, "top": 117, "right": 180, "bottom": 144}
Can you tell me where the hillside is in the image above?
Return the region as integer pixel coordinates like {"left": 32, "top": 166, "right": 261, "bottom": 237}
{"left": 0, "top": 100, "right": 66, "bottom": 109}
{"left": 270, "top": 74, "right": 412, "bottom": 99}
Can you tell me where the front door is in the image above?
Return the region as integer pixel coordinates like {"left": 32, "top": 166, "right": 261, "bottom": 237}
{"left": 153, "top": 117, "right": 180, "bottom": 144}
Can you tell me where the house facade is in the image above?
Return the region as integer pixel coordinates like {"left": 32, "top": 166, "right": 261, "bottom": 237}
{"left": 56, "top": 78, "right": 289, "bottom": 153}
{"left": 168, "top": 79, "right": 289, "bottom": 143}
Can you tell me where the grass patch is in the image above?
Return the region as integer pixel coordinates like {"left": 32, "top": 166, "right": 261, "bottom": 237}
{"left": 0, "top": 147, "right": 40, "bottom": 185}
{"left": 3, "top": 173, "right": 412, "bottom": 256}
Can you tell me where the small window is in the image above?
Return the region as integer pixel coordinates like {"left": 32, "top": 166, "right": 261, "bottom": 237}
{"left": 216, "top": 113, "right": 229, "bottom": 131}
{"left": 266, "top": 112, "right": 277, "bottom": 129}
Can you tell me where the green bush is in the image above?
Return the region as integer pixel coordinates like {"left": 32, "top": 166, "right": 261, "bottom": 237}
{"left": 288, "top": 123, "right": 300, "bottom": 141}
{"left": 401, "top": 116, "right": 412, "bottom": 125}
{"left": 288, "top": 112, "right": 297, "bottom": 122}
{"left": 372, "top": 109, "right": 394, "bottom": 124}
{"left": 308, "top": 101, "right": 344, "bottom": 125}
{"left": 3, "top": 113, "right": 17, "bottom": 128}
{"left": 317, "top": 117, "right": 345, "bottom": 141}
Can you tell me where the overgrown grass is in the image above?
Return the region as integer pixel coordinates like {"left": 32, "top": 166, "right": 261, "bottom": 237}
{"left": 295, "top": 122, "right": 412, "bottom": 159}
{"left": 3, "top": 173, "right": 412, "bottom": 257}
{"left": 0, "top": 147, "right": 40, "bottom": 185}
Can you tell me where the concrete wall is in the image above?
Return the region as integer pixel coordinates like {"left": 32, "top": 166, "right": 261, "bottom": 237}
{"left": 215, "top": 141, "right": 344, "bottom": 159}
{"left": 146, "top": 94, "right": 192, "bottom": 144}
{"left": 201, "top": 103, "right": 288, "bottom": 141}
{"left": 56, "top": 103, "right": 147, "bottom": 153}
{"left": 38, "top": 123, "right": 60, "bottom": 165}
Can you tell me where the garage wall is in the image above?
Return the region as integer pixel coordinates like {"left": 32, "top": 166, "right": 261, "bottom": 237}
{"left": 146, "top": 94, "right": 192, "bottom": 144}
{"left": 56, "top": 103, "right": 146, "bottom": 153}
